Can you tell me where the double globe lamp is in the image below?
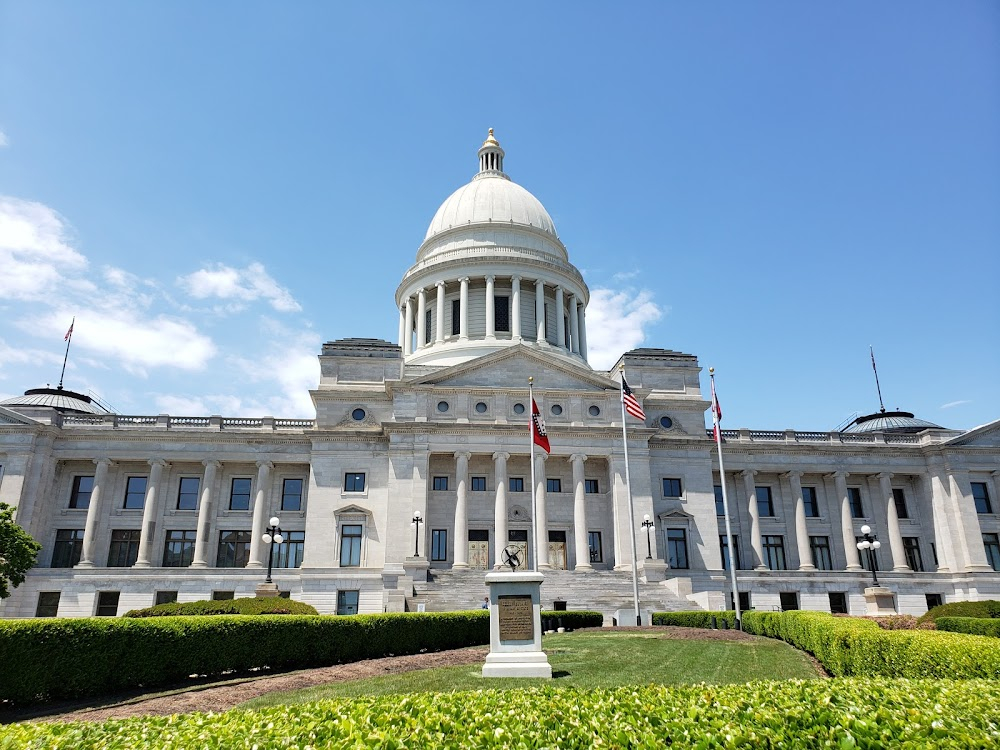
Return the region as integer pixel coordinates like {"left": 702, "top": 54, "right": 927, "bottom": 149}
{"left": 261, "top": 516, "right": 284, "bottom": 585}
{"left": 855, "top": 524, "right": 881, "bottom": 586}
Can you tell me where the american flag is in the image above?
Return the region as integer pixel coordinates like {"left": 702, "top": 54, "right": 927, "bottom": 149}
{"left": 621, "top": 376, "right": 646, "bottom": 421}
{"left": 64, "top": 318, "right": 75, "bottom": 342}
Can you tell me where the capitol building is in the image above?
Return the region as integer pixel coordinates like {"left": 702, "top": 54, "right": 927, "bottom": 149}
{"left": 1, "top": 131, "right": 998, "bottom": 620}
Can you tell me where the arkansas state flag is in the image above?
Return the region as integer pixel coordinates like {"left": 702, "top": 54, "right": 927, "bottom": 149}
{"left": 531, "top": 398, "right": 550, "bottom": 453}
{"left": 711, "top": 378, "right": 723, "bottom": 442}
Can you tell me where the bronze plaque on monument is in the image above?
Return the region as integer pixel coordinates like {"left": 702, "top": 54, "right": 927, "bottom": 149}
{"left": 497, "top": 594, "right": 534, "bottom": 641}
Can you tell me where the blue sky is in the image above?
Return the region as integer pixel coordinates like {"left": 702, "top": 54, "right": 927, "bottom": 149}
{"left": 1, "top": 2, "right": 997, "bottom": 430}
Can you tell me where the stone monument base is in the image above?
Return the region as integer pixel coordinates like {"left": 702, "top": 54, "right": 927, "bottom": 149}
{"left": 255, "top": 582, "right": 280, "bottom": 598}
{"left": 482, "top": 650, "right": 553, "bottom": 678}
{"left": 863, "top": 586, "right": 897, "bottom": 615}
{"left": 482, "top": 571, "right": 552, "bottom": 679}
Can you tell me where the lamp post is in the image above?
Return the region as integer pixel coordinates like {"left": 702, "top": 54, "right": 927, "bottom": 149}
{"left": 855, "top": 524, "right": 881, "bottom": 586}
{"left": 262, "top": 516, "right": 284, "bottom": 585}
{"left": 411, "top": 511, "right": 423, "bottom": 557}
{"left": 641, "top": 514, "right": 654, "bottom": 560}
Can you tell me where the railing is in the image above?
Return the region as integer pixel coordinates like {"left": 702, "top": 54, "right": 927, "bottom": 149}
{"left": 705, "top": 428, "right": 923, "bottom": 445}
{"left": 58, "top": 414, "right": 316, "bottom": 431}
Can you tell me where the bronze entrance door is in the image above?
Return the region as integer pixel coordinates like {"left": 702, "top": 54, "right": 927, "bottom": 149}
{"left": 507, "top": 529, "right": 529, "bottom": 570}
{"left": 547, "top": 530, "right": 567, "bottom": 570}
{"left": 468, "top": 529, "right": 490, "bottom": 570}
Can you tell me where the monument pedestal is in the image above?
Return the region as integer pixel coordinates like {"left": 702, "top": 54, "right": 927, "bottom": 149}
{"left": 863, "top": 586, "right": 897, "bottom": 616}
{"left": 482, "top": 571, "right": 552, "bottom": 679}
{"left": 255, "top": 582, "right": 280, "bottom": 598}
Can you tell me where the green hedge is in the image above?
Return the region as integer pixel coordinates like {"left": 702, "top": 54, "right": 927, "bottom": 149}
{"left": 3, "top": 679, "right": 1000, "bottom": 748}
{"left": 0, "top": 611, "right": 489, "bottom": 705}
{"left": 124, "top": 596, "right": 319, "bottom": 617}
{"left": 937, "top": 616, "right": 1000, "bottom": 638}
{"left": 651, "top": 611, "right": 738, "bottom": 629}
{"left": 539, "top": 610, "right": 603, "bottom": 629}
{"left": 917, "top": 600, "right": 1000, "bottom": 625}
{"left": 740, "top": 610, "right": 1000, "bottom": 678}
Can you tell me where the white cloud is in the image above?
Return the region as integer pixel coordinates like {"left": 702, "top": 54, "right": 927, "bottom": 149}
{"left": 178, "top": 262, "right": 302, "bottom": 313}
{"left": 0, "top": 338, "right": 63, "bottom": 379}
{"left": 585, "top": 288, "right": 664, "bottom": 370}
{"left": 227, "top": 320, "right": 319, "bottom": 417}
{"left": 940, "top": 399, "right": 972, "bottom": 410}
{"left": 152, "top": 393, "right": 245, "bottom": 416}
{"left": 0, "top": 131, "right": 8, "bottom": 147}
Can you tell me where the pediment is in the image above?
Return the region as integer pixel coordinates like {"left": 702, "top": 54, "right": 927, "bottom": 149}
{"left": 944, "top": 419, "right": 1000, "bottom": 447}
{"left": 0, "top": 407, "right": 36, "bottom": 425}
{"left": 333, "top": 503, "right": 372, "bottom": 517}
{"left": 404, "top": 345, "right": 618, "bottom": 393}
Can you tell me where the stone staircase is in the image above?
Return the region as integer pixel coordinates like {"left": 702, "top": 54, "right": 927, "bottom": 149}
{"left": 408, "top": 568, "right": 698, "bottom": 623}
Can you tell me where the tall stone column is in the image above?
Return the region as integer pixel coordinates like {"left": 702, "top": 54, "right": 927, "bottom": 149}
{"left": 459, "top": 277, "right": 469, "bottom": 340}
{"left": 578, "top": 306, "right": 588, "bottom": 360}
{"left": 133, "top": 458, "right": 167, "bottom": 568}
{"left": 879, "top": 472, "right": 909, "bottom": 571}
{"left": 191, "top": 459, "right": 221, "bottom": 568}
{"left": 453, "top": 451, "right": 471, "bottom": 569}
{"left": 571, "top": 453, "right": 591, "bottom": 570}
{"left": 569, "top": 295, "right": 580, "bottom": 354}
{"left": 555, "top": 286, "right": 565, "bottom": 348}
{"left": 435, "top": 281, "right": 445, "bottom": 344}
{"left": 77, "top": 458, "right": 113, "bottom": 567}
{"left": 832, "top": 471, "right": 862, "bottom": 570}
{"left": 493, "top": 451, "right": 510, "bottom": 569}
{"left": 511, "top": 276, "right": 522, "bottom": 341}
{"left": 403, "top": 298, "right": 413, "bottom": 355}
{"left": 950, "top": 471, "right": 992, "bottom": 571}
{"left": 485, "top": 275, "right": 496, "bottom": 339}
{"left": 993, "top": 472, "right": 1000, "bottom": 517}
{"left": 247, "top": 460, "right": 274, "bottom": 568}
{"left": 535, "top": 279, "right": 545, "bottom": 342}
{"left": 535, "top": 452, "right": 550, "bottom": 570}
{"left": 786, "top": 471, "right": 814, "bottom": 570}
{"left": 741, "top": 469, "right": 766, "bottom": 569}
{"left": 416, "top": 288, "right": 427, "bottom": 349}
{"left": 398, "top": 306, "right": 406, "bottom": 350}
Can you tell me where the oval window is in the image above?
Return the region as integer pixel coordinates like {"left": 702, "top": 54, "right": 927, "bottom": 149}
{"left": 513, "top": 403, "right": 525, "bottom": 415}
{"left": 475, "top": 402, "right": 488, "bottom": 413}
{"left": 352, "top": 408, "right": 366, "bottom": 421}
{"left": 588, "top": 405, "right": 600, "bottom": 417}
{"left": 551, "top": 404, "right": 563, "bottom": 416}
{"left": 659, "top": 416, "right": 673, "bottom": 429}
{"left": 437, "top": 401, "right": 450, "bottom": 413}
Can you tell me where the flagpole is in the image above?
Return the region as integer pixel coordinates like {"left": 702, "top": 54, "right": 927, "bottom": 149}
{"left": 58, "top": 317, "right": 75, "bottom": 389}
{"left": 711, "top": 368, "right": 741, "bottom": 630}
{"left": 528, "top": 377, "right": 537, "bottom": 572}
{"left": 619, "top": 365, "right": 642, "bottom": 627}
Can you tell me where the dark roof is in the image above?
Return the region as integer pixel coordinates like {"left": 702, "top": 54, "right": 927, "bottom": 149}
{"left": 1, "top": 387, "right": 111, "bottom": 415}
{"left": 321, "top": 338, "right": 401, "bottom": 358}
{"left": 842, "top": 410, "right": 944, "bottom": 434}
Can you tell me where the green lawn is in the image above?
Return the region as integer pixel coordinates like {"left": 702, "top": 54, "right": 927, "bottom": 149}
{"left": 244, "top": 629, "right": 820, "bottom": 708}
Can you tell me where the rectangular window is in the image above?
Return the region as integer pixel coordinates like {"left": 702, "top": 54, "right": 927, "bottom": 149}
{"left": 903, "top": 537, "right": 924, "bottom": 572}
{"left": 585, "top": 479, "right": 599, "bottom": 494}
{"left": 337, "top": 590, "right": 360, "bottom": 616}
{"left": 216, "top": 530, "right": 252, "bottom": 568}
{"left": 155, "top": 591, "right": 178, "bottom": 606}
{"left": 425, "top": 309, "right": 432, "bottom": 344}
{"left": 763, "top": 534, "right": 786, "bottom": 570}
{"left": 810, "top": 536, "right": 833, "bottom": 570}
{"left": 35, "top": 592, "right": 60, "bottom": 618}
{"left": 107, "top": 529, "right": 141, "bottom": 567}
{"left": 756, "top": 486, "right": 775, "bottom": 517}
{"left": 930, "top": 542, "right": 938, "bottom": 566}
{"left": 162, "top": 529, "right": 197, "bottom": 567}
{"left": 714, "top": 485, "right": 725, "bottom": 516}
{"left": 564, "top": 315, "right": 570, "bottom": 347}
{"left": 471, "top": 529, "right": 490, "bottom": 542}
{"left": 51, "top": 528, "right": 84, "bottom": 568}
{"left": 982, "top": 534, "right": 1000, "bottom": 572}
{"left": 212, "top": 591, "right": 235, "bottom": 601}
{"left": 667, "top": 529, "right": 689, "bottom": 569}
{"left": 720, "top": 534, "right": 741, "bottom": 571}
{"left": 972, "top": 482, "right": 993, "bottom": 514}
{"left": 230, "top": 478, "right": 252, "bottom": 510}
{"left": 857, "top": 535, "right": 880, "bottom": 572}
{"left": 829, "top": 592, "right": 848, "bottom": 615}
{"left": 431, "top": 529, "right": 448, "bottom": 561}
{"left": 848, "top": 487, "right": 864, "bottom": 518}
{"left": 123, "top": 476, "right": 147, "bottom": 510}
{"left": 509, "top": 477, "right": 524, "bottom": 492}
{"left": 892, "top": 488, "right": 909, "bottom": 519}
{"left": 177, "top": 477, "right": 200, "bottom": 511}
{"left": 926, "top": 593, "right": 943, "bottom": 610}
{"left": 471, "top": 476, "right": 487, "bottom": 492}
{"left": 495, "top": 295, "right": 510, "bottom": 332}
{"left": 274, "top": 530, "right": 305, "bottom": 568}
{"left": 662, "top": 478, "right": 682, "bottom": 498}
{"left": 451, "top": 299, "right": 460, "bottom": 336}
{"left": 588, "top": 531, "right": 603, "bottom": 563}
{"left": 546, "top": 478, "right": 562, "bottom": 493}
{"left": 96, "top": 591, "right": 120, "bottom": 617}
{"left": 432, "top": 476, "right": 449, "bottom": 491}
{"left": 69, "top": 476, "right": 94, "bottom": 509}
{"left": 281, "top": 478, "right": 303, "bottom": 511}
{"left": 345, "top": 473, "right": 366, "bottom": 493}
{"left": 802, "top": 486, "right": 819, "bottom": 517}
{"left": 779, "top": 592, "right": 799, "bottom": 611}
{"left": 544, "top": 303, "right": 550, "bottom": 341}
{"left": 738, "top": 592, "right": 752, "bottom": 612}
{"left": 340, "top": 524, "right": 363, "bottom": 567}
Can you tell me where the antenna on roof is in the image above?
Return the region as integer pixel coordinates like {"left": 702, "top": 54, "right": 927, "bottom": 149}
{"left": 58, "top": 317, "right": 75, "bottom": 390}
{"left": 869, "top": 345, "right": 886, "bottom": 414}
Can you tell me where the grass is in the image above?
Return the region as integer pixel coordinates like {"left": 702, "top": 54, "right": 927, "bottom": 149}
{"left": 243, "top": 629, "right": 820, "bottom": 708}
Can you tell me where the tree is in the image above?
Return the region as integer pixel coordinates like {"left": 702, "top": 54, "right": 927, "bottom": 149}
{"left": 0, "top": 502, "right": 41, "bottom": 598}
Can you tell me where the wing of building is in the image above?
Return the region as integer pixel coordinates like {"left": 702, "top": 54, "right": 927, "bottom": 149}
{"left": 2, "top": 131, "right": 999, "bottom": 619}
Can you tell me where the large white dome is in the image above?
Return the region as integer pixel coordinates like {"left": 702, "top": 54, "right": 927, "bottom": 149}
{"left": 424, "top": 175, "right": 557, "bottom": 242}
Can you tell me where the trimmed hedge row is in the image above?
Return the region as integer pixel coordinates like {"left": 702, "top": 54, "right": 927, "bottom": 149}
{"left": 918, "top": 599, "right": 1000, "bottom": 624}
{"left": 937, "top": 616, "right": 1000, "bottom": 638}
{"left": 740, "top": 610, "right": 1000, "bottom": 678}
{"left": 0, "top": 611, "right": 489, "bottom": 705}
{"left": 651, "top": 611, "right": 738, "bottom": 629}
{"left": 124, "top": 596, "right": 319, "bottom": 617}
{"left": 539, "top": 610, "right": 603, "bottom": 629}
{"left": 4, "top": 679, "right": 1000, "bottom": 748}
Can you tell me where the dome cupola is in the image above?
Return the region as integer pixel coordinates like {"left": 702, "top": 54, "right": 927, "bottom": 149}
{"left": 477, "top": 128, "right": 506, "bottom": 175}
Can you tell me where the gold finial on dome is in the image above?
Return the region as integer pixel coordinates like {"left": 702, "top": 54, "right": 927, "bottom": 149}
{"left": 482, "top": 127, "right": 500, "bottom": 147}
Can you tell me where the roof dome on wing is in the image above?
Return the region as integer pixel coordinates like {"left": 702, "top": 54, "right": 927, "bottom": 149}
{"left": 842, "top": 410, "right": 943, "bottom": 433}
{"left": 1, "top": 387, "right": 109, "bottom": 415}
{"left": 423, "top": 129, "right": 558, "bottom": 242}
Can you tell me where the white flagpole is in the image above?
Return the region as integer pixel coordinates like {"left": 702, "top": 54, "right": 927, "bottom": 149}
{"left": 529, "top": 377, "right": 537, "bottom": 572}
{"left": 711, "top": 367, "right": 741, "bottom": 630}
{"left": 619, "top": 365, "right": 642, "bottom": 626}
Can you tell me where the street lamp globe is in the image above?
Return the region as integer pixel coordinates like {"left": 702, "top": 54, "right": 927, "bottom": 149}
{"left": 270, "top": 516, "right": 280, "bottom": 527}
{"left": 860, "top": 524, "right": 871, "bottom": 535}
{"left": 262, "top": 532, "right": 273, "bottom": 544}
{"left": 273, "top": 533, "right": 284, "bottom": 544}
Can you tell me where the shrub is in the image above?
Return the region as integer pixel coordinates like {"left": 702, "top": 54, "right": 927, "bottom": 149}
{"left": 861, "top": 614, "right": 935, "bottom": 630}
{"left": 937, "top": 617, "right": 1000, "bottom": 638}
{"left": 539, "top": 610, "right": 603, "bottom": 630}
{"left": 0, "top": 611, "right": 489, "bottom": 705}
{"left": 124, "top": 596, "right": 318, "bottom": 617}
{"left": 917, "top": 600, "right": 1000, "bottom": 625}
{"left": 651, "top": 610, "right": 739, "bottom": 629}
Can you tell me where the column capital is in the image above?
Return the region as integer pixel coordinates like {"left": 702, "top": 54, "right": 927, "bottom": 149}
{"left": 511, "top": 275, "right": 521, "bottom": 283}
{"left": 991, "top": 471, "right": 1000, "bottom": 479}
{"left": 203, "top": 459, "right": 221, "bottom": 469}
{"left": 459, "top": 276, "right": 470, "bottom": 284}
{"left": 535, "top": 452, "right": 549, "bottom": 462}
{"left": 256, "top": 459, "right": 274, "bottom": 471}
{"left": 94, "top": 457, "right": 113, "bottom": 468}
{"left": 435, "top": 280, "right": 446, "bottom": 288}
{"left": 404, "top": 296, "right": 413, "bottom": 307}
{"left": 485, "top": 274, "right": 495, "bottom": 283}
{"left": 492, "top": 451, "right": 511, "bottom": 462}
{"left": 740, "top": 469, "right": 757, "bottom": 479}
{"left": 828, "top": 470, "right": 849, "bottom": 480}
{"left": 782, "top": 470, "right": 803, "bottom": 480}
{"left": 535, "top": 278, "right": 544, "bottom": 288}
{"left": 876, "top": 471, "right": 893, "bottom": 481}
{"left": 569, "top": 453, "right": 588, "bottom": 464}
{"left": 148, "top": 458, "right": 169, "bottom": 468}
{"left": 454, "top": 451, "right": 473, "bottom": 462}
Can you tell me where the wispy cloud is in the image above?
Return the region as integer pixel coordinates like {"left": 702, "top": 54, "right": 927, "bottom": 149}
{"left": 0, "top": 131, "right": 8, "bottom": 148}
{"left": 178, "top": 262, "right": 301, "bottom": 313}
{"left": 940, "top": 399, "right": 972, "bottom": 410}
{"left": 612, "top": 270, "right": 640, "bottom": 282}
{"left": 585, "top": 288, "right": 664, "bottom": 370}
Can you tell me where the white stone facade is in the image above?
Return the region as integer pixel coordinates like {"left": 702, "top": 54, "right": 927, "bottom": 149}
{"left": 1, "top": 131, "right": 998, "bottom": 619}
